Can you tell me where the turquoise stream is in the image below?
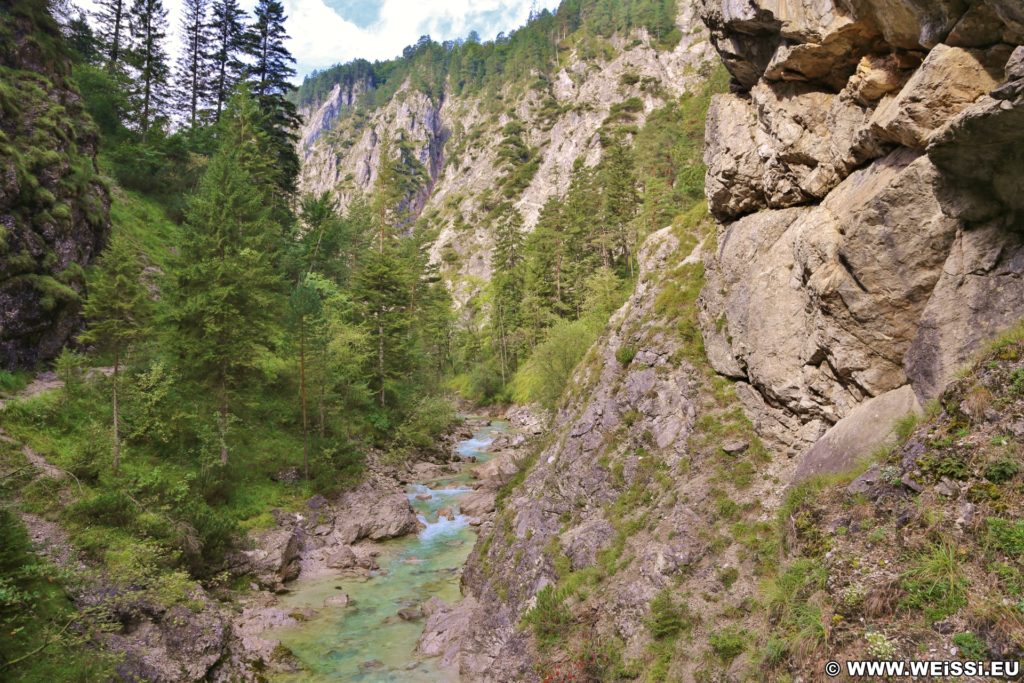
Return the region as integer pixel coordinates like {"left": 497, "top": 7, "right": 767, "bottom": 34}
{"left": 269, "top": 420, "right": 507, "bottom": 682}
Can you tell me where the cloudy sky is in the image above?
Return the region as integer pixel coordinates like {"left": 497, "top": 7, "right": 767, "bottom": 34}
{"left": 73, "top": 0, "right": 561, "bottom": 81}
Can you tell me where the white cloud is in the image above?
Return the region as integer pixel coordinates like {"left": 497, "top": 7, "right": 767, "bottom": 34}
{"left": 72, "top": 0, "right": 560, "bottom": 81}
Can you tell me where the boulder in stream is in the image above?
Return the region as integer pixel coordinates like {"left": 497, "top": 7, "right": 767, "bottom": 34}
{"left": 398, "top": 606, "right": 424, "bottom": 621}
{"left": 324, "top": 593, "right": 351, "bottom": 608}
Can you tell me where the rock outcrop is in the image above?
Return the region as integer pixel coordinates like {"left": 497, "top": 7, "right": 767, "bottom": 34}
{"left": 297, "top": 8, "right": 717, "bottom": 307}
{"left": 697, "top": 0, "right": 1024, "bottom": 457}
{"left": 433, "top": 225, "right": 734, "bottom": 681}
{"left": 0, "top": 4, "right": 110, "bottom": 369}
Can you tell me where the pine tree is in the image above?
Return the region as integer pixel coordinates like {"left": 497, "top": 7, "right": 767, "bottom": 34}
{"left": 490, "top": 205, "right": 525, "bottom": 382}
{"left": 289, "top": 281, "right": 320, "bottom": 480}
{"left": 79, "top": 233, "right": 153, "bottom": 473}
{"left": 168, "top": 92, "right": 284, "bottom": 465}
{"left": 94, "top": 0, "right": 128, "bottom": 71}
{"left": 65, "top": 10, "right": 99, "bottom": 64}
{"left": 245, "top": 0, "right": 300, "bottom": 195}
{"left": 209, "top": 0, "right": 247, "bottom": 121}
{"left": 599, "top": 134, "right": 638, "bottom": 274}
{"left": 126, "top": 0, "right": 170, "bottom": 136}
{"left": 175, "top": 0, "right": 213, "bottom": 127}
{"left": 352, "top": 141, "right": 418, "bottom": 409}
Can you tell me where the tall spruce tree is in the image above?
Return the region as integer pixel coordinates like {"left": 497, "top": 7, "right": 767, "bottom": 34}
{"left": 175, "top": 0, "right": 212, "bottom": 127}
{"left": 65, "top": 10, "right": 99, "bottom": 64}
{"left": 79, "top": 234, "right": 153, "bottom": 474}
{"left": 95, "top": 0, "right": 128, "bottom": 70}
{"left": 490, "top": 205, "right": 525, "bottom": 383}
{"left": 352, "top": 138, "right": 417, "bottom": 409}
{"left": 209, "top": 0, "right": 247, "bottom": 121}
{"left": 126, "top": 0, "right": 170, "bottom": 136}
{"left": 246, "top": 0, "right": 300, "bottom": 195}
{"left": 168, "top": 92, "right": 284, "bottom": 465}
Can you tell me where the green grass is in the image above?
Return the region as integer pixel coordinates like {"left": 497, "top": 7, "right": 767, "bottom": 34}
{"left": 0, "top": 368, "right": 32, "bottom": 394}
{"left": 522, "top": 584, "right": 573, "bottom": 650}
{"left": 900, "top": 542, "right": 969, "bottom": 622}
{"left": 0, "top": 508, "right": 117, "bottom": 681}
{"left": 107, "top": 183, "right": 182, "bottom": 271}
{"left": 953, "top": 631, "right": 988, "bottom": 660}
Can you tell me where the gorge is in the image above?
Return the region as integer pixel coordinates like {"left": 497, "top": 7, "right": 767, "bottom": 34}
{"left": 2, "top": 0, "right": 1024, "bottom": 681}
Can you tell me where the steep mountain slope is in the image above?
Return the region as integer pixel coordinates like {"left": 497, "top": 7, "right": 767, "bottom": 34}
{"left": 0, "top": 1, "right": 110, "bottom": 369}
{"left": 296, "top": 3, "right": 716, "bottom": 306}
{"left": 390, "top": 2, "right": 1024, "bottom": 681}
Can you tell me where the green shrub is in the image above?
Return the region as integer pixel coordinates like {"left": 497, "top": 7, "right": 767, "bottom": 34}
{"left": 984, "top": 456, "right": 1019, "bottom": 484}
{"left": 182, "top": 502, "right": 238, "bottom": 575}
{"left": 986, "top": 518, "right": 1024, "bottom": 557}
{"left": 394, "top": 395, "right": 457, "bottom": 454}
{"left": 1010, "top": 368, "right": 1024, "bottom": 395}
{"left": 69, "top": 490, "right": 136, "bottom": 526}
{"left": 511, "top": 318, "right": 599, "bottom": 408}
{"left": 953, "top": 631, "right": 988, "bottom": 660}
{"left": 718, "top": 566, "right": 739, "bottom": 588}
{"left": 647, "top": 589, "right": 691, "bottom": 640}
{"left": 54, "top": 348, "right": 87, "bottom": 399}
{"left": 523, "top": 584, "right": 573, "bottom": 649}
{"left": 709, "top": 626, "right": 748, "bottom": 662}
{"left": 615, "top": 344, "right": 637, "bottom": 367}
{"left": 0, "top": 369, "right": 30, "bottom": 393}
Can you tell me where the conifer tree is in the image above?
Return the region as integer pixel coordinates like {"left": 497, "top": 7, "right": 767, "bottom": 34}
{"left": 95, "top": 0, "right": 128, "bottom": 71}
{"left": 209, "top": 0, "right": 247, "bottom": 121}
{"left": 168, "top": 92, "right": 284, "bottom": 465}
{"left": 351, "top": 139, "right": 418, "bottom": 409}
{"left": 126, "top": 0, "right": 170, "bottom": 136}
{"left": 599, "top": 135, "right": 638, "bottom": 274}
{"left": 65, "top": 11, "right": 99, "bottom": 64}
{"left": 288, "top": 281, "right": 320, "bottom": 480}
{"left": 490, "top": 205, "right": 525, "bottom": 382}
{"left": 245, "top": 0, "right": 300, "bottom": 195}
{"left": 175, "top": 0, "right": 212, "bottom": 127}
{"left": 79, "top": 233, "right": 153, "bottom": 473}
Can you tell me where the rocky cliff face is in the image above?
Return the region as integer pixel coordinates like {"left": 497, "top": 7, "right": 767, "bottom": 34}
{"left": 0, "top": 4, "right": 111, "bottom": 369}
{"left": 698, "top": 0, "right": 1024, "bottom": 462}
{"left": 418, "top": 2, "right": 1024, "bottom": 681}
{"left": 298, "top": 7, "right": 716, "bottom": 305}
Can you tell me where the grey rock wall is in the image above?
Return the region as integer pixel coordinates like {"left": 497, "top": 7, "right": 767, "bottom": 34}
{"left": 697, "top": 0, "right": 1024, "bottom": 456}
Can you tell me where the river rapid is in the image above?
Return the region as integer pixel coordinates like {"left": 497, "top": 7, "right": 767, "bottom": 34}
{"left": 268, "top": 419, "right": 507, "bottom": 682}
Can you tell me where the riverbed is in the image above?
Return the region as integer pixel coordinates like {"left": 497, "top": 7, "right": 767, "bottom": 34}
{"left": 268, "top": 419, "right": 507, "bottom": 682}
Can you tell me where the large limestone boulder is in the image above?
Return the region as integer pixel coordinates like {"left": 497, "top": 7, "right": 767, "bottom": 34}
{"left": 243, "top": 526, "right": 305, "bottom": 589}
{"left": 793, "top": 385, "right": 922, "bottom": 481}
{"left": 699, "top": 0, "right": 1024, "bottom": 459}
{"left": 108, "top": 602, "right": 230, "bottom": 683}
{"left": 333, "top": 485, "right": 421, "bottom": 544}
{"left": 927, "top": 82, "right": 1024, "bottom": 217}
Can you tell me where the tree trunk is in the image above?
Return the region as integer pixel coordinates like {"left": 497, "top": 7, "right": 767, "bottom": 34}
{"left": 377, "top": 314, "right": 386, "bottom": 408}
{"left": 112, "top": 349, "right": 121, "bottom": 473}
{"left": 108, "top": 0, "right": 124, "bottom": 70}
{"left": 299, "top": 317, "right": 309, "bottom": 480}
{"left": 318, "top": 381, "right": 326, "bottom": 438}
{"left": 219, "top": 378, "right": 229, "bottom": 465}
{"left": 497, "top": 306, "right": 508, "bottom": 385}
